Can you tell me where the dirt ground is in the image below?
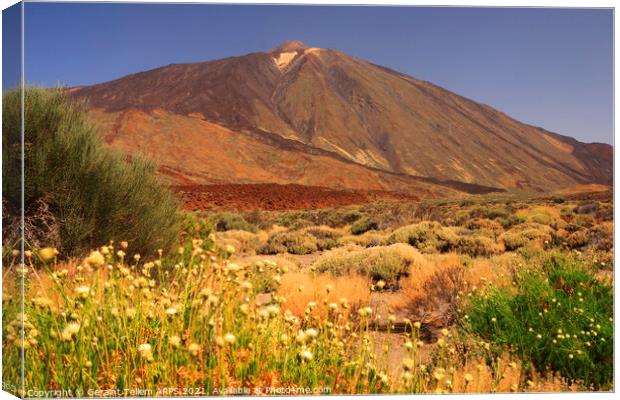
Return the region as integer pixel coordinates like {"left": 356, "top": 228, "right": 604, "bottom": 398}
{"left": 174, "top": 183, "right": 418, "bottom": 211}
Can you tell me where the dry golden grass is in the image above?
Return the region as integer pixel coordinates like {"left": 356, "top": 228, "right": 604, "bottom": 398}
{"left": 278, "top": 272, "right": 371, "bottom": 317}
{"left": 463, "top": 252, "right": 520, "bottom": 290}
{"left": 449, "top": 353, "right": 574, "bottom": 393}
{"left": 386, "top": 252, "right": 460, "bottom": 317}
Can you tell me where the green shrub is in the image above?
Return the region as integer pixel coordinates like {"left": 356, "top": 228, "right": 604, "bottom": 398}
{"left": 258, "top": 230, "right": 318, "bottom": 255}
{"left": 302, "top": 226, "right": 341, "bottom": 251}
{"left": 314, "top": 243, "right": 418, "bottom": 285}
{"left": 573, "top": 214, "right": 595, "bottom": 228}
{"left": 317, "top": 208, "right": 362, "bottom": 228}
{"left": 388, "top": 221, "right": 457, "bottom": 253}
{"left": 350, "top": 217, "right": 378, "bottom": 235}
{"left": 454, "top": 235, "right": 502, "bottom": 257}
{"left": 2, "top": 87, "right": 179, "bottom": 256}
{"left": 465, "top": 255, "right": 613, "bottom": 388}
{"left": 496, "top": 214, "right": 526, "bottom": 229}
{"left": 566, "top": 230, "right": 589, "bottom": 249}
{"left": 276, "top": 211, "right": 311, "bottom": 228}
{"left": 339, "top": 231, "right": 387, "bottom": 248}
{"left": 588, "top": 222, "right": 613, "bottom": 252}
{"left": 208, "top": 212, "right": 257, "bottom": 233}
{"left": 501, "top": 223, "right": 552, "bottom": 251}
{"left": 529, "top": 212, "right": 554, "bottom": 226}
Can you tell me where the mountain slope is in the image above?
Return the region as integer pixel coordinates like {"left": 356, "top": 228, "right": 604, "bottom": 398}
{"left": 72, "top": 40, "right": 612, "bottom": 192}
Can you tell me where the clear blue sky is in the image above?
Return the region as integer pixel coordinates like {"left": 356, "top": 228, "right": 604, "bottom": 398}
{"left": 8, "top": 4, "right": 615, "bottom": 144}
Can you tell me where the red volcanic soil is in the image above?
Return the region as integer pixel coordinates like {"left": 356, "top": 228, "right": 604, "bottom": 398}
{"left": 174, "top": 183, "right": 419, "bottom": 211}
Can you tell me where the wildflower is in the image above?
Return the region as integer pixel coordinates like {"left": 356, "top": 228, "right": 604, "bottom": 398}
{"left": 433, "top": 370, "right": 445, "bottom": 381}
{"left": 491, "top": 317, "right": 497, "bottom": 323}
{"left": 441, "top": 328, "right": 449, "bottom": 336}
{"left": 138, "top": 343, "right": 153, "bottom": 361}
{"left": 404, "top": 341, "right": 413, "bottom": 350}
{"left": 295, "top": 330, "right": 308, "bottom": 344}
{"left": 402, "top": 372, "right": 414, "bottom": 382}
{"left": 85, "top": 250, "right": 105, "bottom": 267}
{"left": 305, "top": 328, "right": 318, "bottom": 339}
{"left": 239, "top": 303, "right": 250, "bottom": 315}
{"left": 39, "top": 247, "right": 58, "bottom": 262}
{"left": 126, "top": 308, "right": 137, "bottom": 320}
{"left": 188, "top": 343, "right": 201, "bottom": 356}
{"left": 328, "top": 303, "right": 338, "bottom": 312}
{"left": 402, "top": 358, "right": 415, "bottom": 371}
{"left": 568, "top": 354, "right": 574, "bottom": 359}
{"left": 225, "top": 244, "right": 236, "bottom": 254}
{"left": 120, "top": 241, "right": 129, "bottom": 249}
{"left": 280, "top": 334, "right": 289, "bottom": 344}
{"left": 376, "top": 280, "right": 386, "bottom": 290}
{"left": 224, "top": 333, "right": 236, "bottom": 344}
{"left": 299, "top": 350, "right": 313, "bottom": 362}
{"left": 168, "top": 335, "right": 181, "bottom": 348}
{"left": 436, "top": 338, "right": 446, "bottom": 347}
{"left": 464, "top": 373, "right": 473, "bottom": 383}
{"left": 61, "top": 323, "right": 80, "bottom": 341}
{"left": 74, "top": 286, "right": 91, "bottom": 299}
{"left": 388, "top": 315, "right": 396, "bottom": 323}
{"left": 165, "top": 307, "right": 178, "bottom": 317}
{"left": 325, "top": 284, "right": 333, "bottom": 293}
{"left": 413, "top": 321, "right": 422, "bottom": 329}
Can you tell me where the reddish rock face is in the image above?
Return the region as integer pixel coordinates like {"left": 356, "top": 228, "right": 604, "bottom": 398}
{"left": 71, "top": 41, "right": 612, "bottom": 197}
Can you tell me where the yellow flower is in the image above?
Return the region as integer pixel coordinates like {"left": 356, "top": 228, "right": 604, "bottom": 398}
{"left": 464, "top": 373, "right": 473, "bottom": 383}
{"left": 188, "top": 343, "right": 201, "bottom": 356}
{"left": 85, "top": 250, "right": 105, "bottom": 267}
{"left": 413, "top": 321, "right": 422, "bottom": 329}
{"left": 224, "top": 333, "right": 236, "bottom": 344}
{"left": 39, "top": 247, "right": 58, "bottom": 262}
{"left": 168, "top": 335, "right": 181, "bottom": 349}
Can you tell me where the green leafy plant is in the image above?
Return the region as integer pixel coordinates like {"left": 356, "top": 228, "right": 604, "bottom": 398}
{"left": 2, "top": 87, "right": 179, "bottom": 256}
{"left": 464, "top": 255, "right": 613, "bottom": 388}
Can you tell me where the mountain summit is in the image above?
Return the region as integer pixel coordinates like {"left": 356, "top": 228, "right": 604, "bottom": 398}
{"left": 72, "top": 41, "right": 612, "bottom": 195}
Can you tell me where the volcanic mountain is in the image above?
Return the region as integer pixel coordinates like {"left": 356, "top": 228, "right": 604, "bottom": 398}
{"left": 71, "top": 40, "right": 612, "bottom": 198}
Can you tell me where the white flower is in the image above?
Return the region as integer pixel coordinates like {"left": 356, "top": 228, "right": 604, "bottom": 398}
{"left": 61, "top": 323, "right": 80, "bottom": 341}
{"left": 138, "top": 343, "right": 154, "bottom": 361}
{"left": 299, "top": 350, "right": 313, "bottom": 362}
{"left": 224, "top": 333, "right": 236, "bottom": 344}
{"left": 305, "top": 328, "right": 318, "bottom": 339}
{"left": 74, "top": 286, "right": 91, "bottom": 299}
